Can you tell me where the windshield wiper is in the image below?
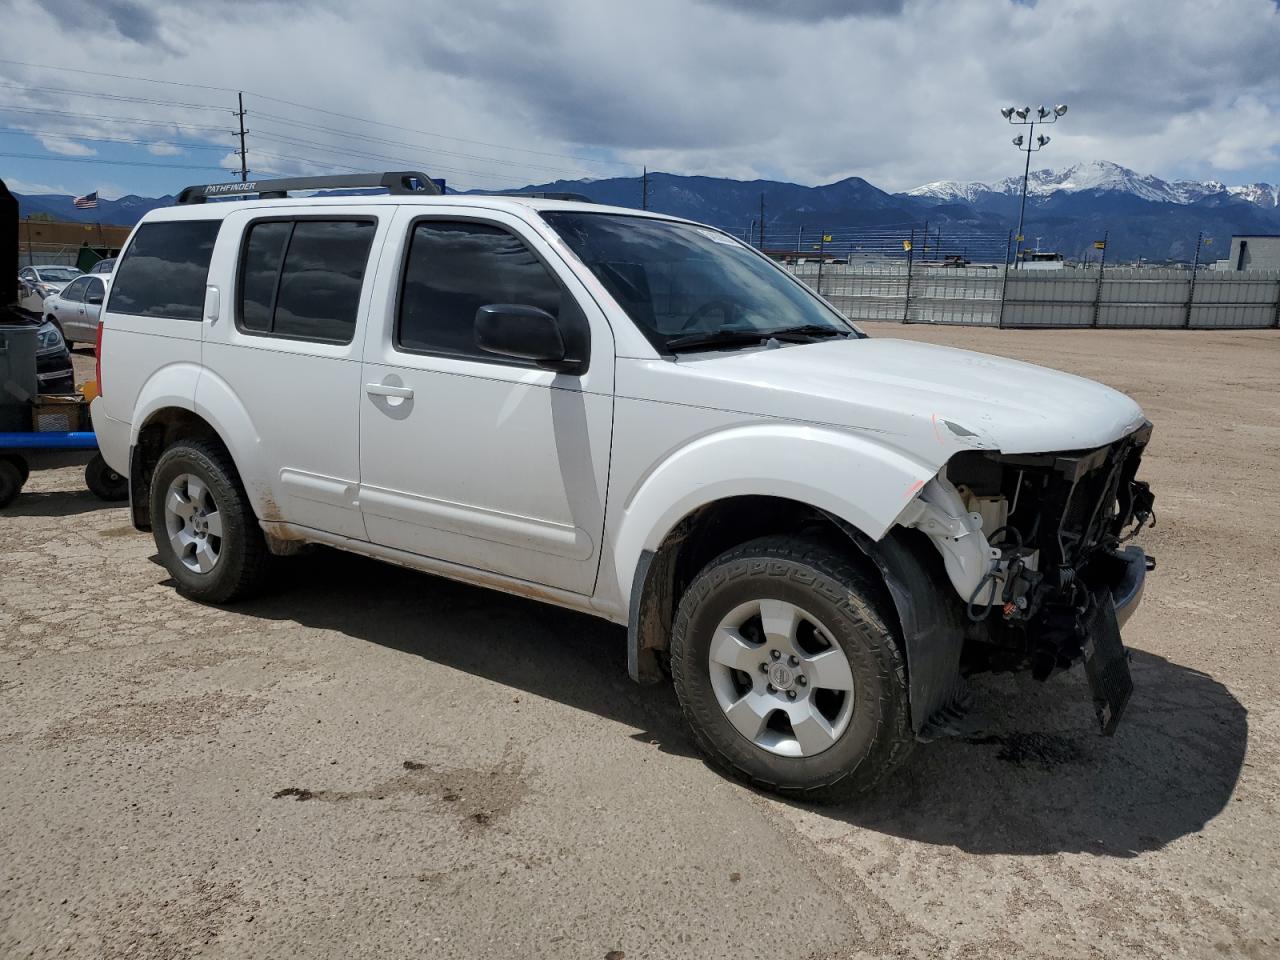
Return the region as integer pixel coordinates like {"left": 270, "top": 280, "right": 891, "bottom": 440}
{"left": 664, "top": 329, "right": 773, "bottom": 353}
{"left": 764, "top": 324, "right": 853, "bottom": 341}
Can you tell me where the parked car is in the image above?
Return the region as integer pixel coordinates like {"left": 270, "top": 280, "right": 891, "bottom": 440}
{"left": 16, "top": 264, "right": 82, "bottom": 314}
{"left": 41, "top": 274, "right": 107, "bottom": 348}
{"left": 2, "top": 310, "right": 74, "bottom": 393}
{"left": 89, "top": 258, "right": 116, "bottom": 275}
{"left": 92, "top": 173, "right": 1155, "bottom": 799}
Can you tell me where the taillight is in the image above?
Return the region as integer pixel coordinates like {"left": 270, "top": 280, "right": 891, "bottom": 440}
{"left": 94, "top": 320, "right": 104, "bottom": 397}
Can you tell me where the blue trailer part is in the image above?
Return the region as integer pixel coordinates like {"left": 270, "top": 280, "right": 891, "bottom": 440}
{"left": 0, "top": 430, "right": 99, "bottom": 451}
{"left": 0, "top": 430, "right": 128, "bottom": 507}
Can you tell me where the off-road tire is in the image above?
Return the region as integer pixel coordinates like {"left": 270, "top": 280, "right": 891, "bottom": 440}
{"left": 0, "top": 457, "right": 25, "bottom": 508}
{"left": 670, "top": 535, "right": 913, "bottom": 801}
{"left": 85, "top": 453, "right": 128, "bottom": 501}
{"left": 149, "top": 439, "right": 271, "bottom": 604}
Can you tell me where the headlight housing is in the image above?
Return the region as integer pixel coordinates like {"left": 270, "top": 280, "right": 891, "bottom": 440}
{"left": 36, "top": 321, "right": 65, "bottom": 352}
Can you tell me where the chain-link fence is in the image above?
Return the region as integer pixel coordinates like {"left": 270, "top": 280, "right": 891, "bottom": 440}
{"left": 789, "top": 260, "right": 1280, "bottom": 330}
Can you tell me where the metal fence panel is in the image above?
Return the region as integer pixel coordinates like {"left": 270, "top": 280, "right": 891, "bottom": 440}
{"left": 794, "top": 258, "right": 1280, "bottom": 331}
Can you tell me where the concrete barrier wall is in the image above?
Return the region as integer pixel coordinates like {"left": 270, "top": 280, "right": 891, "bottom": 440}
{"left": 788, "top": 262, "right": 1280, "bottom": 329}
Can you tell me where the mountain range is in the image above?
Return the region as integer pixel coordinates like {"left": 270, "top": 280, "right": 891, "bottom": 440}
{"left": 10, "top": 160, "right": 1279, "bottom": 263}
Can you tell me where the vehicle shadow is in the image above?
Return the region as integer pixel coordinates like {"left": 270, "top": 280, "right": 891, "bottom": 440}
{"left": 2, "top": 489, "right": 119, "bottom": 517}
{"left": 236, "top": 547, "right": 696, "bottom": 759}
{"left": 234, "top": 548, "right": 1245, "bottom": 858}
{"left": 793, "top": 649, "right": 1247, "bottom": 857}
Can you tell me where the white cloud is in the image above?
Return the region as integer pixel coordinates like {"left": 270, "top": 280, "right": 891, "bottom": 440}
{"left": 2, "top": 0, "right": 1278, "bottom": 193}
{"left": 34, "top": 134, "right": 96, "bottom": 157}
{"left": 146, "top": 141, "right": 183, "bottom": 156}
{"left": 2, "top": 176, "right": 74, "bottom": 195}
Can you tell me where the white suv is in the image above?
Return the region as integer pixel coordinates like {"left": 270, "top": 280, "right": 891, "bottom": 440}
{"left": 91, "top": 172, "right": 1155, "bottom": 799}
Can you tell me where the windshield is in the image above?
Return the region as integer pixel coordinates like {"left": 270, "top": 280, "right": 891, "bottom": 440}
{"left": 38, "top": 267, "right": 82, "bottom": 282}
{"left": 542, "top": 211, "right": 856, "bottom": 352}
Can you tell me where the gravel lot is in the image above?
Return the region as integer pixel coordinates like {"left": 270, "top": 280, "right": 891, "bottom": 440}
{"left": 2, "top": 327, "right": 1277, "bottom": 960}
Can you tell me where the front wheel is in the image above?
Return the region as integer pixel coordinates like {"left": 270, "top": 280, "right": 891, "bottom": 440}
{"left": 670, "top": 535, "right": 913, "bottom": 801}
{"left": 149, "top": 439, "right": 271, "bottom": 603}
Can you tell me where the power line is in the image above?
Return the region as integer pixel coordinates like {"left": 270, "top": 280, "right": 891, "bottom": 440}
{"left": 1, "top": 60, "right": 633, "bottom": 170}
{"left": 0, "top": 104, "right": 235, "bottom": 135}
{"left": 250, "top": 124, "right": 594, "bottom": 180}
{"left": 248, "top": 101, "right": 632, "bottom": 168}
{"left": 0, "top": 151, "right": 230, "bottom": 171}
{"left": 0, "top": 128, "right": 231, "bottom": 152}
{"left": 0, "top": 80, "right": 234, "bottom": 114}
{"left": 0, "top": 57, "right": 239, "bottom": 93}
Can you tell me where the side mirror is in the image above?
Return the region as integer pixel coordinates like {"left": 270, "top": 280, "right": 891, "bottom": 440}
{"left": 475, "top": 304, "right": 580, "bottom": 372}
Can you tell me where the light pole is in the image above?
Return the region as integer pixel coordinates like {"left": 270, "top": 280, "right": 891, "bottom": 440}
{"left": 1002, "top": 103, "right": 1067, "bottom": 266}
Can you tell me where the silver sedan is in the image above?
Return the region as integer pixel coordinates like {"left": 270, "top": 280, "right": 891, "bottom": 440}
{"left": 40, "top": 274, "right": 107, "bottom": 348}
{"left": 16, "top": 264, "right": 82, "bottom": 314}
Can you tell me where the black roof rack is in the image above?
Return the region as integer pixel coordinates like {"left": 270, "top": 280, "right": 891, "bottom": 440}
{"left": 499, "top": 191, "right": 593, "bottom": 202}
{"left": 175, "top": 171, "right": 441, "bottom": 205}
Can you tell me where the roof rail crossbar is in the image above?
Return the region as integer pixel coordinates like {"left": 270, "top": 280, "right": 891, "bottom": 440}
{"left": 175, "top": 171, "right": 441, "bottom": 205}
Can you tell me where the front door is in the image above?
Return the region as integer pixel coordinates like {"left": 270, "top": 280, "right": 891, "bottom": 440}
{"left": 357, "top": 207, "right": 614, "bottom": 596}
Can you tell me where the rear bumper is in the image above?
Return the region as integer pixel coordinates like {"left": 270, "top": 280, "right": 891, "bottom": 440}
{"left": 88, "top": 397, "right": 130, "bottom": 476}
{"left": 1110, "top": 544, "right": 1148, "bottom": 629}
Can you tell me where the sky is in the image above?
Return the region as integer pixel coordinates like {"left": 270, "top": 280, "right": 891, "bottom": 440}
{"left": 0, "top": 0, "right": 1278, "bottom": 200}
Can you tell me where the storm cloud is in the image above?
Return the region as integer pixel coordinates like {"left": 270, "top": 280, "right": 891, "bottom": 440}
{"left": 2, "top": 0, "right": 1278, "bottom": 195}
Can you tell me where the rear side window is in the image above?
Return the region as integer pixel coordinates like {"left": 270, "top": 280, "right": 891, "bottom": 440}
{"left": 107, "top": 220, "right": 219, "bottom": 321}
{"left": 236, "top": 218, "right": 375, "bottom": 344}
{"left": 397, "top": 220, "right": 564, "bottom": 362}
{"left": 60, "top": 277, "right": 90, "bottom": 302}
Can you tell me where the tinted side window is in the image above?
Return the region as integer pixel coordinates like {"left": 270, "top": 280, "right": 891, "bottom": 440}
{"left": 398, "top": 221, "right": 563, "bottom": 362}
{"left": 85, "top": 278, "right": 106, "bottom": 303}
{"left": 61, "top": 277, "right": 90, "bottom": 302}
{"left": 236, "top": 219, "right": 374, "bottom": 344}
{"left": 239, "top": 221, "right": 290, "bottom": 333}
{"left": 108, "top": 220, "right": 219, "bottom": 321}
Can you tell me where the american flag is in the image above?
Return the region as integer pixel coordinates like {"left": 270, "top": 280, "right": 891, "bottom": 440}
{"left": 73, "top": 191, "right": 98, "bottom": 210}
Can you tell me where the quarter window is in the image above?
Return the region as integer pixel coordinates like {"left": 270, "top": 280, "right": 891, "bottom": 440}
{"left": 107, "top": 220, "right": 219, "bottom": 321}
{"left": 237, "top": 219, "right": 375, "bottom": 344}
{"left": 397, "top": 220, "right": 564, "bottom": 362}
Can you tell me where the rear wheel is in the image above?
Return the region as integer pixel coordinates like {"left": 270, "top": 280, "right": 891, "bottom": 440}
{"left": 0, "top": 457, "right": 26, "bottom": 508}
{"left": 670, "top": 535, "right": 913, "bottom": 800}
{"left": 149, "top": 439, "right": 270, "bottom": 603}
{"left": 85, "top": 453, "right": 128, "bottom": 501}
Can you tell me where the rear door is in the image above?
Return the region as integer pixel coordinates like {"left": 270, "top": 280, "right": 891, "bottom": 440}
{"left": 198, "top": 207, "right": 387, "bottom": 540}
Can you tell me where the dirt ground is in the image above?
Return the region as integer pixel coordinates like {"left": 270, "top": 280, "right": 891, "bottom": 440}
{"left": 2, "top": 327, "right": 1277, "bottom": 960}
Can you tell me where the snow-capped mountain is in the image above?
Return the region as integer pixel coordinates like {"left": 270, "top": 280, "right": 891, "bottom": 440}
{"left": 907, "top": 161, "right": 1279, "bottom": 209}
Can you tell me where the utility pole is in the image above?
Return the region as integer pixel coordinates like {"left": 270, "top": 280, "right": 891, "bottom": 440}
{"left": 236, "top": 91, "right": 249, "bottom": 183}
{"left": 641, "top": 166, "right": 648, "bottom": 210}
{"left": 759, "top": 193, "right": 765, "bottom": 252}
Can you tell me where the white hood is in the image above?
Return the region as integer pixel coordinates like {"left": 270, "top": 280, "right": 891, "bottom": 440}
{"left": 619, "top": 337, "right": 1147, "bottom": 468}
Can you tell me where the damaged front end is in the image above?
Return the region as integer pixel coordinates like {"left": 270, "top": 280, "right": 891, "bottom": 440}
{"left": 901, "top": 423, "right": 1156, "bottom": 735}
